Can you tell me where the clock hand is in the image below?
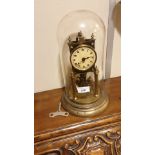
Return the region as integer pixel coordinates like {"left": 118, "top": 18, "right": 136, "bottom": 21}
{"left": 82, "top": 57, "right": 90, "bottom": 62}
{"left": 85, "top": 57, "right": 90, "bottom": 60}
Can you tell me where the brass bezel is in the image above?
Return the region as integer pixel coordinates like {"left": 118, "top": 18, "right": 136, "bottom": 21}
{"left": 70, "top": 44, "right": 97, "bottom": 72}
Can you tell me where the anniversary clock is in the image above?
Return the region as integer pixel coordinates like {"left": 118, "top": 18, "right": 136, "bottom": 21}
{"left": 57, "top": 10, "right": 109, "bottom": 117}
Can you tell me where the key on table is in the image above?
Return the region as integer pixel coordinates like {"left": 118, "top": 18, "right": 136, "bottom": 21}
{"left": 49, "top": 102, "right": 69, "bottom": 118}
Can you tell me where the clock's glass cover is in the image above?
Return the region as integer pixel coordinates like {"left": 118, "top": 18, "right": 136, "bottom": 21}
{"left": 57, "top": 10, "right": 108, "bottom": 116}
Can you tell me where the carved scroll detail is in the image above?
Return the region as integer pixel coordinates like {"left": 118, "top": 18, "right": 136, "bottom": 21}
{"left": 64, "top": 130, "right": 121, "bottom": 155}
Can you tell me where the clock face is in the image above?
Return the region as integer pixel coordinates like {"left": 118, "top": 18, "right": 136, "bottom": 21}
{"left": 70, "top": 46, "right": 96, "bottom": 71}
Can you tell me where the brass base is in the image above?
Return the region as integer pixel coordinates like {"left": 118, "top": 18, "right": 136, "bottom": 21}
{"left": 61, "top": 91, "right": 109, "bottom": 117}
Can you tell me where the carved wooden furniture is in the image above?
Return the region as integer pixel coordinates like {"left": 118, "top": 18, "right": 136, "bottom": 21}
{"left": 34, "top": 77, "right": 121, "bottom": 155}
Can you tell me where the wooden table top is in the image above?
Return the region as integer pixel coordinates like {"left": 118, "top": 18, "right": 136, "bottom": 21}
{"left": 34, "top": 77, "right": 121, "bottom": 143}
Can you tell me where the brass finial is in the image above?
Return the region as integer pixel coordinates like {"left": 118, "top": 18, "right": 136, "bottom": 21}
{"left": 77, "top": 31, "right": 84, "bottom": 42}
{"left": 68, "top": 36, "right": 71, "bottom": 42}
{"left": 91, "top": 33, "right": 94, "bottom": 39}
{"left": 68, "top": 36, "right": 72, "bottom": 45}
{"left": 78, "top": 31, "right": 83, "bottom": 37}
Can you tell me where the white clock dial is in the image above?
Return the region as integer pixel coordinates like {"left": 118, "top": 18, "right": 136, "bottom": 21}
{"left": 71, "top": 46, "right": 96, "bottom": 71}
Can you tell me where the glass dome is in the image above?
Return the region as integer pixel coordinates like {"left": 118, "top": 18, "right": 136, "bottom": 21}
{"left": 57, "top": 10, "right": 108, "bottom": 117}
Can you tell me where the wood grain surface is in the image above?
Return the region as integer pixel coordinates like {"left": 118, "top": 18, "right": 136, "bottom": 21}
{"left": 34, "top": 77, "right": 121, "bottom": 155}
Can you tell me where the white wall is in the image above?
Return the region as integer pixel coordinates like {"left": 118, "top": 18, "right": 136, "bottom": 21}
{"left": 34, "top": 0, "right": 121, "bottom": 92}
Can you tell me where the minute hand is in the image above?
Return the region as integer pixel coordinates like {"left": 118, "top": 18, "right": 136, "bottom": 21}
{"left": 82, "top": 57, "right": 90, "bottom": 62}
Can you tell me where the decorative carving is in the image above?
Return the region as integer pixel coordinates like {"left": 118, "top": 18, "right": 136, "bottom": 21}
{"left": 64, "top": 130, "right": 121, "bottom": 155}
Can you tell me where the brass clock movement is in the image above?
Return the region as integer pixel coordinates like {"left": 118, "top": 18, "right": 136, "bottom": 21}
{"left": 61, "top": 31, "right": 109, "bottom": 117}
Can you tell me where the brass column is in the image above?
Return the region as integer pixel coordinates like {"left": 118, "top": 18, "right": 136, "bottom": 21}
{"left": 94, "top": 66, "right": 99, "bottom": 96}
{"left": 70, "top": 72, "right": 77, "bottom": 100}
